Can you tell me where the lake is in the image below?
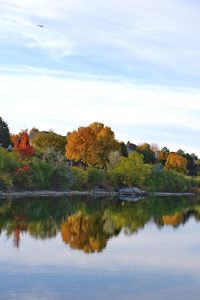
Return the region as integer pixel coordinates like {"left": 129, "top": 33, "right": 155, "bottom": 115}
{"left": 0, "top": 195, "right": 200, "bottom": 300}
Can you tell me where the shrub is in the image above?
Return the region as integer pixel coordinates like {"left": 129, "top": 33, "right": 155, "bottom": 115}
{"left": 86, "top": 167, "right": 106, "bottom": 188}
{"left": 41, "top": 148, "right": 74, "bottom": 189}
{"left": 30, "top": 158, "right": 54, "bottom": 189}
{"left": 193, "top": 176, "right": 200, "bottom": 187}
{"left": 70, "top": 167, "right": 88, "bottom": 190}
{"left": 144, "top": 165, "right": 193, "bottom": 192}
{"left": 50, "top": 164, "right": 74, "bottom": 190}
{"left": 0, "top": 148, "right": 20, "bottom": 174}
{"left": 0, "top": 173, "right": 13, "bottom": 189}
{"left": 14, "top": 170, "right": 33, "bottom": 189}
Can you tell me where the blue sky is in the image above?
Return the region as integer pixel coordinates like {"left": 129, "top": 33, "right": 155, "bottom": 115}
{"left": 0, "top": 0, "right": 200, "bottom": 154}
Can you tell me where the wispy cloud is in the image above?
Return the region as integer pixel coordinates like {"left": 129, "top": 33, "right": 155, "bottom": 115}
{"left": 1, "top": 0, "right": 200, "bottom": 84}
{"left": 0, "top": 1, "right": 73, "bottom": 56}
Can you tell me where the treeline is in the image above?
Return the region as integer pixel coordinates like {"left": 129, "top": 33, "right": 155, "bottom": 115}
{"left": 0, "top": 116, "right": 200, "bottom": 192}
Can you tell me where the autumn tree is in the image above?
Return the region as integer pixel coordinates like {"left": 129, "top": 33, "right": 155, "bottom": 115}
{"left": 0, "top": 117, "right": 11, "bottom": 148}
{"left": 66, "top": 122, "right": 119, "bottom": 167}
{"left": 12, "top": 130, "right": 35, "bottom": 158}
{"left": 176, "top": 150, "right": 199, "bottom": 176}
{"left": 29, "top": 127, "right": 39, "bottom": 136}
{"left": 66, "top": 126, "right": 96, "bottom": 167}
{"left": 30, "top": 130, "right": 66, "bottom": 154}
{"left": 165, "top": 152, "right": 187, "bottom": 174}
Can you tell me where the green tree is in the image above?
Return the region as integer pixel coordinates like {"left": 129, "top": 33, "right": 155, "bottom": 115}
{"left": 0, "top": 117, "right": 11, "bottom": 148}
{"left": 196, "top": 160, "right": 200, "bottom": 176}
{"left": 137, "top": 143, "right": 155, "bottom": 164}
{"left": 185, "top": 153, "right": 196, "bottom": 176}
{"left": 120, "top": 142, "right": 128, "bottom": 157}
{"left": 109, "top": 151, "right": 151, "bottom": 188}
{"left": 177, "top": 149, "right": 186, "bottom": 157}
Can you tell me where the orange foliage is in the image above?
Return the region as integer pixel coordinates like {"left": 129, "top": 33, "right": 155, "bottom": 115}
{"left": 61, "top": 212, "right": 108, "bottom": 253}
{"left": 66, "top": 127, "right": 96, "bottom": 166}
{"left": 162, "top": 213, "right": 183, "bottom": 227}
{"left": 12, "top": 130, "right": 35, "bottom": 158}
{"left": 91, "top": 122, "right": 119, "bottom": 166}
{"left": 165, "top": 152, "right": 187, "bottom": 174}
{"left": 157, "top": 151, "right": 168, "bottom": 163}
{"left": 66, "top": 122, "right": 119, "bottom": 167}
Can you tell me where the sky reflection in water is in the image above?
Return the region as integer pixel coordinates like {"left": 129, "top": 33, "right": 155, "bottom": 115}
{"left": 0, "top": 195, "right": 200, "bottom": 300}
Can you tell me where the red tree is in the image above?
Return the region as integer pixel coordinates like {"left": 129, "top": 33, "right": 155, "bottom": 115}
{"left": 12, "top": 130, "right": 35, "bottom": 158}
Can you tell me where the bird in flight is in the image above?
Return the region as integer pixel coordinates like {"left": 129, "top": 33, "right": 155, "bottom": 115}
{"left": 37, "top": 24, "right": 44, "bottom": 28}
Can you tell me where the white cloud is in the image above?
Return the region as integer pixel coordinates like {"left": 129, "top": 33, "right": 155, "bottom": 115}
{"left": 0, "top": 71, "right": 199, "bottom": 155}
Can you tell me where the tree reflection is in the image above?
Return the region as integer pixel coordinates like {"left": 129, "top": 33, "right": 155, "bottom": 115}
{"left": 161, "top": 213, "right": 184, "bottom": 227}
{"left": 5, "top": 208, "right": 28, "bottom": 248}
{"left": 0, "top": 195, "right": 200, "bottom": 252}
{"left": 61, "top": 212, "right": 109, "bottom": 253}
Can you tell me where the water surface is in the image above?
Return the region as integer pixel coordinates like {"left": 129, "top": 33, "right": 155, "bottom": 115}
{"left": 0, "top": 195, "right": 200, "bottom": 299}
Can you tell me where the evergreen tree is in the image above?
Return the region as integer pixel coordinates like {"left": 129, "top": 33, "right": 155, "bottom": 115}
{"left": 0, "top": 117, "right": 11, "bottom": 148}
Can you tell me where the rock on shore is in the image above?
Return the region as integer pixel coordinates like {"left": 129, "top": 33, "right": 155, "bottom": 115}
{"left": 119, "top": 187, "right": 146, "bottom": 195}
{"left": 118, "top": 187, "right": 146, "bottom": 202}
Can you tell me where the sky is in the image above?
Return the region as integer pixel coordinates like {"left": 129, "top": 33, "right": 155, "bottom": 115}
{"left": 0, "top": 0, "right": 200, "bottom": 154}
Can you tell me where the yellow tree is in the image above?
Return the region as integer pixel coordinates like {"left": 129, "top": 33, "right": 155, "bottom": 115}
{"left": 66, "top": 127, "right": 96, "bottom": 166}
{"left": 165, "top": 152, "right": 187, "bottom": 174}
{"left": 66, "top": 122, "right": 119, "bottom": 167}
{"left": 157, "top": 146, "right": 170, "bottom": 164}
{"left": 89, "top": 122, "right": 119, "bottom": 166}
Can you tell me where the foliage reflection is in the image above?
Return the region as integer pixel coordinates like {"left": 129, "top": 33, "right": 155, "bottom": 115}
{"left": 0, "top": 195, "right": 200, "bottom": 252}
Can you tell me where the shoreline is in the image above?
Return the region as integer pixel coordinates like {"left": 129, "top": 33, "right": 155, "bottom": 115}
{"left": 0, "top": 190, "right": 197, "bottom": 199}
{"left": 152, "top": 192, "right": 195, "bottom": 196}
{"left": 0, "top": 190, "right": 119, "bottom": 199}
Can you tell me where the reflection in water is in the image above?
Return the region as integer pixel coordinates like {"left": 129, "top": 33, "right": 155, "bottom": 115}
{"left": 162, "top": 212, "right": 184, "bottom": 227}
{"left": 0, "top": 195, "right": 200, "bottom": 252}
{"left": 61, "top": 212, "right": 109, "bottom": 253}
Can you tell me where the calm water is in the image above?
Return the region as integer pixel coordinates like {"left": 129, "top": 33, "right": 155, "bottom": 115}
{"left": 0, "top": 195, "right": 200, "bottom": 300}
